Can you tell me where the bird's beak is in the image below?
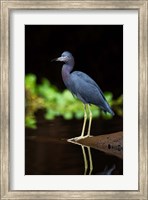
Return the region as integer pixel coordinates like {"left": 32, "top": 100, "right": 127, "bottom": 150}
{"left": 56, "top": 56, "right": 65, "bottom": 62}
{"left": 51, "top": 57, "right": 58, "bottom": 62}
{"left": 51, "top": 56, "right": 64, "bottom": 62}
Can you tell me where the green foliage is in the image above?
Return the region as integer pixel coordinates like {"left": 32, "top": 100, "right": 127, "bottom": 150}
{"left": 25, "top": 74, "right": 123, "bottom": 128}
{"left": 25, "top": 115, "right": 37, "bottom": 129}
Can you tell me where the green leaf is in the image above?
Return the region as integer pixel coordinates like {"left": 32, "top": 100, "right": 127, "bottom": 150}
{"left": 25, "top": 74, "right": 37, "bottom": 94}
{"left": 92, "top": 108, "right": 100, "bottom": 118}
{"left": 102, "top": 111, "right": 113, "bottom": 120}
{"left": 116, "top": 95, "right": 123, "bottom": 105}
{"left": 75, "top": 110, "right": 84, "bottom": 119}
{"left": 104, "top": 91, "right": 113, "bottom": 102}
{"left": 25, "top": 115, "right": 37, "bottom": 129}
{"left": 63, "top": 112, "right": 73, "bottom": 120}
{"left": 44, "top": 109, "right": 57, "bottom": 120}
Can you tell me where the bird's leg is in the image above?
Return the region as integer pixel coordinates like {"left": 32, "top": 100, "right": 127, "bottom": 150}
{"left": 80, "top": 104, "right": 87, "bottom": 138}
{"left": 87, "top": 147, "right": 93, "bottom": 175}
{"left": 87, "top": 104, "right": 92, "bottom": 137}
{"left": 67, "top": 104, "right": 87, "bottom": 142}
{"left": 81, "top": 145, "right": 88, "bottom": 175}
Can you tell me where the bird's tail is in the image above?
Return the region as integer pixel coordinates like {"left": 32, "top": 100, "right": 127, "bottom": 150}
{"left": 108, "top": 108, "right": 115, "bottom": 116}
{"left": 103, "top": 102, "right": 115, "bottom": 116}
{"left": 107, "top": 106, "right": 115, "bottom": 116}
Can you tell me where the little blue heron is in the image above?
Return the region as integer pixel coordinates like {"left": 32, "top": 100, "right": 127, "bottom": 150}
{"left": 52, "top": 51, "right": 114, "bottom": 141}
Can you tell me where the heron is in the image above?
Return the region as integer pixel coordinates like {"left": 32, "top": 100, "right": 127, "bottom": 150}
{"left": 52, "top": 51, "right": 114, "bottom": 141}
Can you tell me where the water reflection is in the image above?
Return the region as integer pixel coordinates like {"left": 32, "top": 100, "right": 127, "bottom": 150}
{"left": 68, "top": 141, "right": 117, "bottom": 175}
{"left": 82, "top": 146, "right": 116, "bottom": 175}
{"left": 25, "top": 116, "right": 123, "bottom": 175}
{"left": 96, "top": 164, "right": 116, "bottom": 175}
{"left": 82, "top": 146, "right": 93, "bottom": 175}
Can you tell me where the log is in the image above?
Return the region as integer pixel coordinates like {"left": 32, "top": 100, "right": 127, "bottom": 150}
{"left": 69, "top": 131, "right": 123, "bottom": 159}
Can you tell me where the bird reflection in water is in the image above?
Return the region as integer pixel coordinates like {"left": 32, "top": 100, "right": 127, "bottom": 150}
{"left": 96, "top": 164, "right": 116, "bottom": 175}
{"left": 70, "top": 140, "right": 116, "bottom": 175}
{"left": 81, "top": 146, "right": 93, "bottom": 175}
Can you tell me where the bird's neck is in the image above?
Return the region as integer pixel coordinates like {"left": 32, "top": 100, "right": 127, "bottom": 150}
{"left": 61, "top": 63, "right": 74, "bottom": 83}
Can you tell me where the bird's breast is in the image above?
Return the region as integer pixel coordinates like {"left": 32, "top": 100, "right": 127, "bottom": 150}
{"left": 61, "top": 70, "right": 71, "bottom": 89}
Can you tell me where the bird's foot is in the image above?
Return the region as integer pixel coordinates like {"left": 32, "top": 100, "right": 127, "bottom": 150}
{"left": 67, "top": 135, "right": 93, "bottom": 142}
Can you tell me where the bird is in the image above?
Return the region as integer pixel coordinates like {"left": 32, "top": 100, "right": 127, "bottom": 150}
{"left": 52, "top": 51, "right": 114, "bottom": 141}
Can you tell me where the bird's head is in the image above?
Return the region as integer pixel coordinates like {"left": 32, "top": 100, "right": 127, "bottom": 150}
{"left": 52, "top": 51, "right": 74, "bottom": 65}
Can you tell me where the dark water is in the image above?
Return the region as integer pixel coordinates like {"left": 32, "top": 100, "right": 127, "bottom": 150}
{"left": 25, "top": 114, "right": 123, "bottom": 175}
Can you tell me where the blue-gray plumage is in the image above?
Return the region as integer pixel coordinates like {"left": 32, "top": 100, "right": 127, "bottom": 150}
{"left": 53, "top": 51, "right": 114, "bottom": 141}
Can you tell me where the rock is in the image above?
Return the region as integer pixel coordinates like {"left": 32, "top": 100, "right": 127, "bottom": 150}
{"left": 76, "top": 131, "right": 123, "bottom": 159}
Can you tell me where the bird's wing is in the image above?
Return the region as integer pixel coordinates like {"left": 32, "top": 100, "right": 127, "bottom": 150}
{"left": 70, "top": 71, "right": 114, "bottom": 114}
{"left": 72, "top": 71, "right": 106, "bottom": 101}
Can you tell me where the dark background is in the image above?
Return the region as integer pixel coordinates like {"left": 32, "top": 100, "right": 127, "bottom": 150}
{"left": 25, "top": 25, "right": 123, "bottom": 97}
{"left": 25, "top": 25, "right": 123, "bottom": 175}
